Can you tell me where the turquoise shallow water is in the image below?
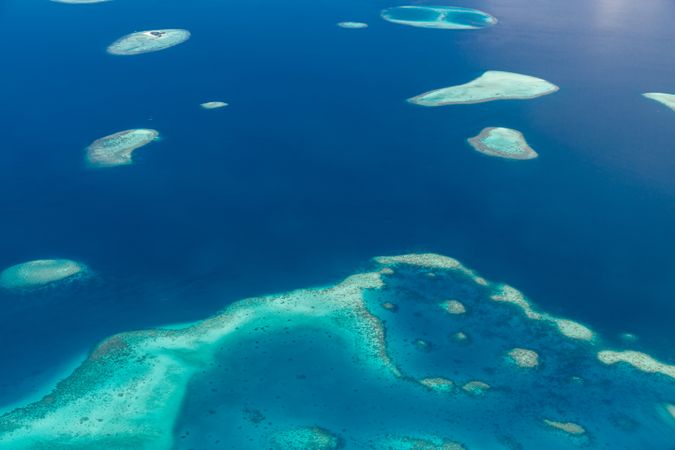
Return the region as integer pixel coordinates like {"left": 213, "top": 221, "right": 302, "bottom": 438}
{"left": 0, "top": 0, "right": 674, "bottom": 447}
{"left": 1, "top": 257, "right": 673, "bottom": 448}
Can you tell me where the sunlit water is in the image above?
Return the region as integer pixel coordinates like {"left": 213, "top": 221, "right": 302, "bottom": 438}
{"left": 0, "top": 0, "right": 674, "bottom": 448}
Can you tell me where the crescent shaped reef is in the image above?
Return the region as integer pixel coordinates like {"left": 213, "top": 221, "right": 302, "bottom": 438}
{"left": 0, "top": 254, "right": 673, "bottom": 449}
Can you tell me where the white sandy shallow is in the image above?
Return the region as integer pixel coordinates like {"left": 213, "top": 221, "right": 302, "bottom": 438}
{"left": 337, "top": 22, "right": 368, "bottom": 29}
{"left": 0, "top": 259, "right": 87, "bottom": 289}
{"left": 86, "top": 129, "right": 159, "bottom": 168}
{"left": 200, "top": 101, "right": 228, "bottom": 109}
{"left": 643, "top": 92, "right": 675, "bottom": 111}
{"left": 381, "top": 6, "right": 496, "bottom": 30}
{"left": 468, "top": 127, "right": 538, "bottom": 160}
{"left": 107, "top": 29, "right": 190, "bottom": 56}
{"left": 409, "top": 71, "right": 559, "bottom": 106}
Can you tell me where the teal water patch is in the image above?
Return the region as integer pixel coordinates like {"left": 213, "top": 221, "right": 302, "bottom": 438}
{"left": 1, "top": 255, "right": 673, "bottom": 449}
{"left": 381, "top": 6, "right": 496, "bottom": 30}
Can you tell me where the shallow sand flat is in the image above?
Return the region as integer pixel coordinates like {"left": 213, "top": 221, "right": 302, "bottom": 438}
{"left": 107, "top": 29, "right": 191, "bottom": 56}
{"left": 200, "top": 101, "right": 228, "bottom": 109}
{"left": 0, "top": 259, "right": 86, "bottom": 290}
{"left": 381, "top": 6, "right": 496, "bottom": 30}
{"left": 86, "top": 129, "right": 159, "bottom": 168}
{"left": 643, "top": 92, "right": 675, "bottom": 112}
{"left": 468, "top": 127, "right": 538, "bottom": 160}
{"left": 337, "top": 21, "right": 368, "bottom": 29}
{"left": 409, "top": 71, "right": 559, "bottom": 106}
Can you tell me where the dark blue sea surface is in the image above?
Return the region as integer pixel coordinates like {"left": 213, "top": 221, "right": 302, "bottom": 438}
{"left": 0, "top": 0, "right": 674, "bottom": 446}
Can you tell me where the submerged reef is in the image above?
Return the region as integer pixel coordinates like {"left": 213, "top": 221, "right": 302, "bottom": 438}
{"left": 337, "top": 22, "right": 368, "bottom": 29}
{"left": 86, "top": 129, "right": 159, "bottom": 168}
{"left": 381, "top": 6, "right": 496, "bottom": 30}
{"left": 107, "top": 29, "right": 190, "bottom": 56}
{"left": 419, "top": 377, "right": 455, "bottom": 393}
{"left": 200, "top": 101, "right": 228, "bottom": 109}
{"left": 468, "top": 127, "right": 538, "bottom": 160}
{"left": 440, "top": 299, "right": 466, "bottom": 314}
{"left": 380, "top": 435, "right": 466, "bottom": 449}
{"left": 543, "top": 419, "right": 586, "bottom": 435}
{"left": 270, "top": 426, "right": 341, "bottom": 449}
{"left": 408, "top": 71, "right": 559, "bottom": 106}
{"left": 1, "top": 253, "right": 674, "bottom": 449}
{"left": 0, "top": 259, "right": 87, "bottom": 290}
{"left": 643, "top": 92, "right": 675, "bottom": 112}
{"left": 507, "top": 348, "right": 540, "bottom": 368}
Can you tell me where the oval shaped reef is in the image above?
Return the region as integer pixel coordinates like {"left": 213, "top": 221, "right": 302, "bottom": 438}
{"left": 86, "top": 129, "right": 159, "bottom": 168}
{"left": 468, "top": 127, "right": 538, "bottom": 160}
{"left": 408, "top": 70, "right": 559, "bottom": 106}
{"left": 381, "top": 6, "right": 496, "bottom": 29}
{"left": 337, "top": 21, "right": 368, "bottom": 29}
{"left": 200, "top": 101, "right": 228, "bottom": 110}
{"left": 0, "top": 259, "right": 87, "bottom": 290}
{"left": 107, "top": 29, "right": 191, "bottom": 56}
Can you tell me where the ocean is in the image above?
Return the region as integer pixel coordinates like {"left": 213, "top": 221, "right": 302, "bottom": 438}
{"left": 0, "top": 0, "right": 674, "bottom": 448}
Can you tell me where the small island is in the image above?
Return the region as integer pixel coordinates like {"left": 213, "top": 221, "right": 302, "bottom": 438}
{"left": 409, "top": 71, "right": 559, "bottom": 106}
{"left": 468, "top": 127, "right": 538, "bottom": 160}
{"left": 0, "top": 259, "right": 87, "bottom": 290}
{"left": 337, "top": 22, "right": 368, "bottom": 29}
{"left": 86, "top": 129, "right": 159, "bottom": 168}
{"left": 381, "top": 6, "right": 496, "bottom": 30}
{"left": 107, "top": 29, "right": 191, "bottom": 56}
{"left": 643, "top": 92, "right": 675, "bottom": 112}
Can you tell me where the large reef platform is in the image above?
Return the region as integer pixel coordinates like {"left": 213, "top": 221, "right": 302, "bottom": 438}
{"left": 408, "top": 71, "right": 559, "bottom": 106}
{"left": 0, "top": 254, "right": 673, "bottom": 449}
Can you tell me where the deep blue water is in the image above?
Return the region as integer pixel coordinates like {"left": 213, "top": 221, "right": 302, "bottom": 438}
{"left": 0, "top": 0, "right": 674, "bottom": 418}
